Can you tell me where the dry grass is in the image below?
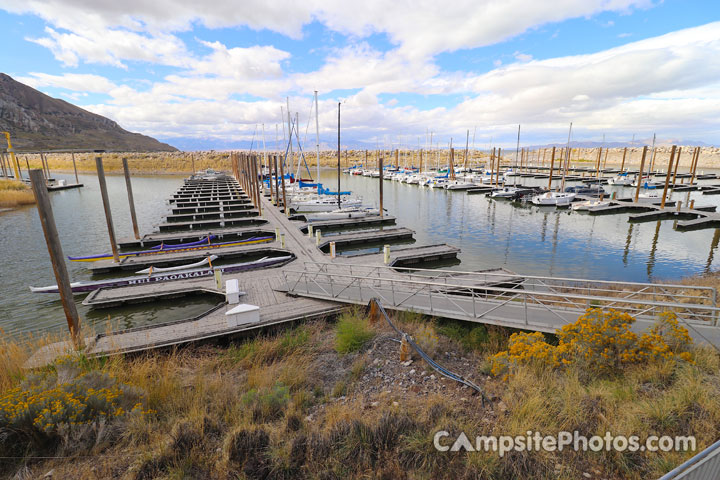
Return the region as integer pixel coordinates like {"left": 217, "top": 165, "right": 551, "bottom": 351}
{"left": 1, "top": 312, "right": 719, "bottom": 479}
{"left": 0, "top": 180, "right": 34, "bottom": 208}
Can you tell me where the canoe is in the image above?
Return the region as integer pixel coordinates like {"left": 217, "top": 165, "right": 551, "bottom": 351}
{"left": 30, "top": 255, "right": 294, "bottom": 294}
{"left": 68, "top": 236, "right": 274, "bottom": 262}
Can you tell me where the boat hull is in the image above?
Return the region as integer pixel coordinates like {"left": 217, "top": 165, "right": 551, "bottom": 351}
{"left": 31, "top": 255, "right": 295, "bottom": 294}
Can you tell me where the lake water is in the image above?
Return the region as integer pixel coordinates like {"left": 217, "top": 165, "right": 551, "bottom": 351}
{"left": 318, "top": 169, "right": 720, "bottom": 282}
{"left": 2, "top": 168, "right": 719, "bottom": 340}
{"left": 0, "top": 172, "right": 220, "bottom": 340}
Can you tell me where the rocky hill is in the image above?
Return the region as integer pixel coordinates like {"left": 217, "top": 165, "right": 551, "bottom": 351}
{"left": 0, "top": 73, "right": 176, "bottom": 152}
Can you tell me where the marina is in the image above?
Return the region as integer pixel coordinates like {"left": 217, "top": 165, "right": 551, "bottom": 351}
{"left": 16, "top": 149, "right": 720, "bottom": 368}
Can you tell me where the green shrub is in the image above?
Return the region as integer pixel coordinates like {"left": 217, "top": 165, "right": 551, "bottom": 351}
{"left": 241, "top": 382, "right": 290, "bottom": 421}
{"left": 335, "top": 314, "right": 375, "bottom": 354}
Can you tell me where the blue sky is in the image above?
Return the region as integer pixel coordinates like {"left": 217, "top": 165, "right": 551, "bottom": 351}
{"left": 0, "top": 0, "right": 719, "bottom": 150}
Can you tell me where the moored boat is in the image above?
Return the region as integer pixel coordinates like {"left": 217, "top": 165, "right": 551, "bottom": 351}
{"left": 68, "top": 236, "right": 274, "bottom": 262}
{"left": 30, "top": 255, "right": 295, "bottom": 294}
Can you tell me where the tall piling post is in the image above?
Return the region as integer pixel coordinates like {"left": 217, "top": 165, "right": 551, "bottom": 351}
{"left": 279, "top": 153, "right": 288, "bottom": 215}
{"left": 379, "top": 154, "right": 384, "bottom": 218}
{"left": 95, "top": 157, "right": 120, "bottom": 263}
{"left": 122, "top": 158, "right": 140, "bottom": 240}
{"left": 634, "top": 146, "right": 649, "bottom": 203}
{"left": 29, "top": 169, "right": 84, "bottom": 349}
{"left": 253, "top": 155, "right": 262, "bottom": 216}
{"left": 620, "top": 147, "right": 627, "bottom": 172}
{"left": 672, "top": 147, "right": 682, "bottom": 185}
{"left": 660, "top": 145, "right": 677, "bottom": 209}
{"left": 274, "top": 155, "right": 281, "bottom": 207}
{"left": 690, "top": 147, "right": 701, "bottom": 185}
{"left": 547, "top": 146, "right": 556, "bottom": 190}
{"left": 71, "top": 152, "right": 79, "bottom": 184}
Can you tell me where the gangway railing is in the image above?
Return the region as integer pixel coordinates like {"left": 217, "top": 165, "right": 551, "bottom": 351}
{"left": 282, "top": 262, "right": 720, "bottom": 341}
{"left": 658, "top": 438, "right": 720, "bottom": 480}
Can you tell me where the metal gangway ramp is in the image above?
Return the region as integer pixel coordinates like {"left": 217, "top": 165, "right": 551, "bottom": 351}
{"left": 281, "top": 262, "right": 720, "bottom": 347}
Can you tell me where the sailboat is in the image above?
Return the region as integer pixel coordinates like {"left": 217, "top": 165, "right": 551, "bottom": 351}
{"left": 607, "top": 172, "right": 635, "bottom": 186}
{"left": 531, "top": 122, "right": 576, "bottom": 206}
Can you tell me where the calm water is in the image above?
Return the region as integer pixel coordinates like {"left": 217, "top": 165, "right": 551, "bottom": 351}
{"left": 0, "top": 172, "right": 221, "bottom": 340}
{"left": 3, "top": 168, "right": 720, "bottom": 340}
{"left": 319, "top": 170, "right": 720, "bottom": 282}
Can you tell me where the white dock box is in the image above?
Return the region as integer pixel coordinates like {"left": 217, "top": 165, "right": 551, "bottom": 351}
{"left": 226, "top": 279, "right": 240, "bottom": 304}
{"left": 226, "top": 304, "right": 260, "bottom": 327}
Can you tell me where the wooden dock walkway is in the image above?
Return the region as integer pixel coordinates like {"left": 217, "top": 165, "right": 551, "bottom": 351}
{"left": 317, "top": 227, "right": 415, "bottom": 249}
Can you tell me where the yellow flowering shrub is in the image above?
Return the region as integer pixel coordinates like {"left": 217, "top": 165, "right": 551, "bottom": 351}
{"left": 490, "top": 309, "right": 694, "bottom": 380}
{"left": 0, "top": 356, "right": 152, "bottom": 454}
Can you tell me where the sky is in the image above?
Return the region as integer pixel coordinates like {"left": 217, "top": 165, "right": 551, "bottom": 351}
{"left": 0, "top": 0, "right": 719, "bottom": 150}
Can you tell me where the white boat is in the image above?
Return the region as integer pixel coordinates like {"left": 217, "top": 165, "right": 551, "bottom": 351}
{"left": 571, "top": 200, "right": 611, "bottom": 211}
{"left": 305, "top": 207, "right": 380, "bottom": 221}
{"left": 531, "top": 191, "right": 576, "bottom": 206}
{"left": 444, "top": 180, "right": 476, "bottom": 190}
{"left": 350, "top": 169, "right": 363, "bottom": 176}
{"left": 291, "top": 196, "right": 363, "bottom": 212}
{"left": 491, "top": 186, "right": 520, "bottom": 198}
{"left": 607, "top": 173, "right": 635, "bottom": 186}
{"left": 428, "top": 179, "right": 449, "bottom": 189}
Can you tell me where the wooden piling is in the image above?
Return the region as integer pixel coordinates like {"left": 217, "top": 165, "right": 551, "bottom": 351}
{"left": 620, "top": 147, "right": 627, "bottom": 172}
{"left": 0, "top": 152, "right": 6, "bottom": 177}
{"left": 274, "top": 155, "right": 281, "bottom": 207}
{"left": 449, "top": 148, "right": 456, "bottom": 180}
{"left": 71, "top": 152, "right": 79, "bottom": 184}
{"left": 253, "top": 155, "right": 262, "bottom": 216}
{"left": 495, "top": 148, "right": 502, "bottom": 186}
{"left": 95, "top": 157, "right": 120, "bottom": 263}
{"left": 660, "top": 145, "right": 676, "bottom": 209}
{"left": 547, "top": 146, "right": 556, "bottom": 190}
{"left": 29, "top": 169, "right": 84, "bottom": 349}
{"left": 671, "top": 147, "right": 682, "bottom": 185}
{"left": 634, "top": 146, "right": 648, "bottom": 203}
{"left": 595, "top": 148, "right": 602, "bottom": 179}
{"left": 122, "top": 158, "right": 140, "bottom": 240}
{"left": 379, "top": 155, "right": 384, "bottom": 218}
{"left": 690, "top": 147, "right": 701, "bottom": 185}
{"left": 279, "top": 153, "right": 288, "bottom": 215}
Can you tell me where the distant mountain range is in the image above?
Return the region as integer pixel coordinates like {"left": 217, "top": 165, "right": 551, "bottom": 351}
{"left": 528, "top": 139, "right": 713, "bottom": 150}
{"left": 0, "top": 73, "right": 176, "bottom": 152}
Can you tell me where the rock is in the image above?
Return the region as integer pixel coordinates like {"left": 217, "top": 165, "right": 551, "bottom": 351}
{"left": 421, "top": 371, "right": 427, "bottom": 376}
{"left": 582, "top": 473, "right": 591, "bottom": 478}
{"left": 409, "top": 369, "right": 416, "bottom": 375}
{"left": 497, "top": 401, "right": 508, "bottom": 413}
{"left": 371, "top": 401, "right": 379, "bottom": 407}
{"left": 43, "top": 470, "right": 54, "bottom": 478}
{"left": 429, "top": 374, "right": 436, "bottom": 381}
{"left": 392, "top": 401, "right": 399, "bottom": 407}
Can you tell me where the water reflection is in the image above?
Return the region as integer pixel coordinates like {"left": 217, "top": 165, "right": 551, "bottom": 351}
{"left": 324, "top": 170, "right": 720, "bottom": 282}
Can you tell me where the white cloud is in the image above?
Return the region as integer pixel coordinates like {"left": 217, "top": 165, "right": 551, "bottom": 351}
{"left": 1, "top": 0, "right": 654, "bottom": 65}
{"left": 16, "top": 72, "right": 117, "bottom": 93}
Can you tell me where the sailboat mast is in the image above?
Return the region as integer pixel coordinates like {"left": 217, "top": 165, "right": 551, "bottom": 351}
{"left": 286, "top": 97, "right": 293, "bottom": 177}
{"left": 314, "top": 91, "right": 321, "bottom": 184}
{"left": 560, "top": 122, "right": 572, "bottom": 191}
{"left": 262, "top": 123, "right": 267, "bottom": 173}
{"left": 337, "top": 102, "right": 341, "bottom": 209}
{"left": 514, "top": 124, "right": 521, "bottom": 169}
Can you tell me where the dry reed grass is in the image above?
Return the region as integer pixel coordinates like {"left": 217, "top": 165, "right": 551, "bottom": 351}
{"left": 0, "top": 180, "right": 34, "bottom": 208}
{"left": 1, "top": 311, "right": 718, "bottom": 479}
